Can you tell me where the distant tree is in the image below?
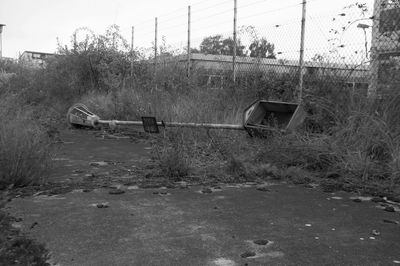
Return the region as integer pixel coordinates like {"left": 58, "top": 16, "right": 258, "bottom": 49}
{"left": 199, "top": 34, "right": 245, "bottom": 56}
{"left": 52, "top": 24, "right": 132, "bottom": 96}
{"left": 221, "top": 37, "right": 246, "bottom": 56}
{"left": 190, "top": 48, "right": 200, "bottom": 53}
{"left": 249, "top": 38, "right": 276, "bottom": 59}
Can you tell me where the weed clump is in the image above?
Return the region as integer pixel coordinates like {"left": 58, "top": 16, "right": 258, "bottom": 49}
{"left": 0, "top": 95, "right": 51, "bottom": 189}
{"left": 158, "top": 148, "right": 190, "bottom": 181}
{"left": 154, "top": 132, "right": 191, "bottom": 181}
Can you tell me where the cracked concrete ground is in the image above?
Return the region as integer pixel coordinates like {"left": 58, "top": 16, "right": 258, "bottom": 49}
{"left": 5, "top": 129, "right": 400, "bottom": 266}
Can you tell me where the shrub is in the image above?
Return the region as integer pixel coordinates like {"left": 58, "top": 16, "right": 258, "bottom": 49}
{"left": 0, "top": 95, "right": 51, "bottom": 189}
{"left": 225, "top": 155, "right": 247, "bottom": 178}
{"left": 154, "top": 132, "right": 191, "bottom": 181}
{"left": 158, "top": 148, "right": 190, "bottom": 181}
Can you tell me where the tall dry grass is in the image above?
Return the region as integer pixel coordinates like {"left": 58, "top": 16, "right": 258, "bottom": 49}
{"left": 80, "top": 86, "right": 245, "bottom": 125}
{"left": 78, "top": 66, "right": 400, "bottom": 190}
{"left": 251, "top": 89, "right": 400, "bottom": 190}
{"left": 0, "top": 94, "right": 51, "bottom": 189}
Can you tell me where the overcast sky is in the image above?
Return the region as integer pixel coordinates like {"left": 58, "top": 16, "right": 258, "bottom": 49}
{"left": 0, "top": 0, "right": 374, "bottom": 61}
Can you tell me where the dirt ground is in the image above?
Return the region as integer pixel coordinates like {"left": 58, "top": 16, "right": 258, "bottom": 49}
{"left": 5, "top": 129, "right": 400, "bottom": 266}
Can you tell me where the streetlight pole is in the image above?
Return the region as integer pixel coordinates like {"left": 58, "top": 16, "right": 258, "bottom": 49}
{"left": 154, "top": 17, "right": 158, "bottom": 84}
{"left": 0, "top": 24, "right": 6, "bottom": 59}
{"left": 298, "top": 0, "right": 307, "bottom": 103}
{"left": 131, "top": 26, "right": 134, "bottom": 77}
{"left": 187, "top": 5, "right": 191, "bottom": 82}
{"left": 233, "top": 0, "right": 237, "bottom": 83}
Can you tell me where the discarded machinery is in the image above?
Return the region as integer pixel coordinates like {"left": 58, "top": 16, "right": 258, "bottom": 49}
{"left": 67, "top": 100, "right": 306, "bottom": 137}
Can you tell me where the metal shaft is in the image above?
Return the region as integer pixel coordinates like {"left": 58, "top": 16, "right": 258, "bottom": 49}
{"left": 131, "top": 26, "right": 134, "bottom": 77}
{"left": 233, "top": 0, "right": 237, "bottom": 82}
{"left": 97, "top": 120, "right": 245, "bottom": 130}
{"left": 187, "top": 5, "right": 191, "bottom": 81}
{"left": 154, "top": 17, "right": 158, "bottom": 80}
{"left": 298, "top": 0, "right": 307, "bottom": 103}
{"left": 0, "top": 24, "right": 5, "bottom": 59}
{"left": 0, "top": 30, "right": 2, "bottom": 58}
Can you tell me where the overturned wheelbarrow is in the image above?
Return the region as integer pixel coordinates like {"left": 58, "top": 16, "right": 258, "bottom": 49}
{"left": 243, "top": 100, "right": 306, "bottom": 137}
{"left": 66, "top": 100, "right": 306, "bottom": 137}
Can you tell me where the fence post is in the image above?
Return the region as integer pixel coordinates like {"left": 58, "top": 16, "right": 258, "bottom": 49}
{"left": 368, "top": 0, "right": 381, "bottom": 98}
{"left": 154, "top": 17, "right": 158, "bottom": 85}
{"left": 233, "top": 0, "right": 237, "bottom": 83}
{"left": 0, "top": 24, "right": 5, "bottom": 59}
{"left": 298, "top": 0, "right": 307, "bottom": 103}
{"left": 130, "top": 26, "right": 134, "bottom": 78}
{"left": 187, "top": 5, "right": 191, "bottom": 85}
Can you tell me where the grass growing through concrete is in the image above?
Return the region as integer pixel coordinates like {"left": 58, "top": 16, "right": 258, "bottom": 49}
{"left": 0, "top": 95, "right": 52, "bottom": 189}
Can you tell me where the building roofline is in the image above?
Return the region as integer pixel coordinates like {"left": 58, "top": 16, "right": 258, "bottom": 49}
{"left": 175, "top": 53, "right": 369, "bottom": 71}
{"left": 21, "top": 50, "right": 55, "bottom": 56}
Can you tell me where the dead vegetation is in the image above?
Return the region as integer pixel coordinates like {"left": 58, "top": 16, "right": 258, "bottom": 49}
{"left": 0, "top": 25, "right": 399, "bottom": 196}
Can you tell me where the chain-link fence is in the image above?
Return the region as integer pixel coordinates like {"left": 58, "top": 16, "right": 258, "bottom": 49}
{"left": 127, "top": 0, "right": 399, "bottom": 99}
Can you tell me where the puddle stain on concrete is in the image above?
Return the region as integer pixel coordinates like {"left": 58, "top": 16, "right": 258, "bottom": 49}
{"left": 51, "top": 157, "right": 69, "bottom": 161}
{"left": 212, "top": 258, "right": 236, "bottom": 266}
{"left": 213, "top": 196, "right": 226, "bottom": 200}
{"left": 331, "top": 196, "right": 343, "bottom": 200}
{"left": 350, "top": 196, "right": 373, "bottom": 202}
{"left": 33, "top": 195, "right": 67, "bottom": 202}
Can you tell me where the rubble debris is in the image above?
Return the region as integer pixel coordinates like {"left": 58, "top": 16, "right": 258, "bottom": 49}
{"left": 256, "top": 186, "right": 270, "bottom": 192}
{"left": 253, "top": 239, "right": 270, "bottom": 245}
{"left": 371, "top": 230, "right": 380, "bottom": 236}
{"left": 109, "top": 189, "right": 125, "bottom": 195}
{"left": 201, "top": 188, "right": 213, "bottom": 194}
{"left": 384, "top": 206, "right": 395, "bottom": 212}
{"left": 383, "top": 219, "right": 399, "bottom": 225}
{"left": 371, "top": 197, "right": 385, "bottom": 203}
{"left": 89, "top": 161, "right": 108, "bottom": 167}
{"left": 240, "top": 251, "right": 256, "bottom": 258}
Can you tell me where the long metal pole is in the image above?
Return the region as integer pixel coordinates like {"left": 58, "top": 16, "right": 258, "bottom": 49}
{"left": 0, "top": 29, "right": 2, "bottom": 59}
{"left": 97, "top": 119, "right": 245, "bottom": 130}
{"left": 154, "top": 17, "right": 158, "bottom": 82}
{"left": 187, "top": 5, "right": 191, "bottom": 82}
{"left": 298, "top": 0, "right": 307, "bottom": 103}
{"left": 0, "top": 25, "right": 4, "bottom": 59}
{"left": 233, "top": 0, "right": 237, "bottom": 83}
{"left": 130, "top": 26, "right": 134, "bottom": 77}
